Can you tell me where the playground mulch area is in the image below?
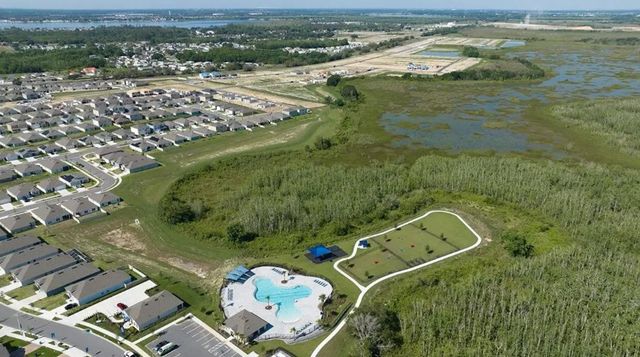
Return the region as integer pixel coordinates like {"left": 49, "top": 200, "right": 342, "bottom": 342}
{"left": 341, "top": 212, "right": 477, "bottom": 284}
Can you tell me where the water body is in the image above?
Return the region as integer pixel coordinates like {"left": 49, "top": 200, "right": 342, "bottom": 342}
{"left": 418, "top": 50, "right": 461, "bottom": 58}
{"left": 253, "top": 278, "right": 311, "bottom": 323}
{"left": 0, "top": 19, "right": 248, "bottom": 30}
{"left": 501, "top": 40, "right": 527, "bottom": 48}
{"left": 381, "top": 50, "right": 640, "bottom": 155}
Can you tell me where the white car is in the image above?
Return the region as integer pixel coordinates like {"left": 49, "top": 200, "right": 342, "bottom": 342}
{"left": 124, "top": 352, "right": 137, "bottom": 357}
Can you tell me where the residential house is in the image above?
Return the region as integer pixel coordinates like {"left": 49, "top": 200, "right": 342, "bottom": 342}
{"left": 6, "top": 183, "right": 41, "bottom": 201}
{"left": 11, "top": 253, "right": 77, "bottom": 285}
{"left": 87, "top": 192, "right": 122, "bottom": 208}
{"left": 0, "top": 213, "right": 37, "bottom": 234}
{"left": 124, "top": 290, "right": 183, "bottom": 331}
{"left": 13, "top": 163, "right": 43, "bottom": 177}
{"left": 59, "top": 173, "right": 90, "bottom": 188}
{"left": 36, "top": 178, "right": 67, "bottom": 193}
{"left": 38, "top": 159, "right": 70, "bottom": 174}
{"left": 0, "top": 236, "right": 41, "bottom": 258}
{"left": 61, "top": 198, "right": 99, "bottom": 217}
{"left": 30, "top": 204, "right": 72, "bottom": 225}
{"left": 34, "top": 262, "right": 100, "bottom": 296}
{"left": 0, "top": 244, "right": 59, "bottom": 274}
{"left": 65, "top": 269, "right": 132, "bottom": 305}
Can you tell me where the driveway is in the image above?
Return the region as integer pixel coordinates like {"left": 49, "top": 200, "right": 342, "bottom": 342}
{"left": 67, "top": 280, "right": 156, "bottom": 324}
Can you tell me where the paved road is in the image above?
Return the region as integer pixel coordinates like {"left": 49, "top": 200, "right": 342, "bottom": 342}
{"left": 0, "top": 304, "right": 126, "bottom": 357}
{"left": 0, "top": 146, "right": 120, "bottom": 220}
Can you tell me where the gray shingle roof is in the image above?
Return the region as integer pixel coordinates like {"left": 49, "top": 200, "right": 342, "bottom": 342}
{"left": 11, "top": 253, "right": 77, "bottom": 285}
{"left": 34, "top": 262, "right": 100, "bottom": 295}
{"left": 125, "top": 290, "right": 182, "bottom": 326}
{"left": 0, "top": 236, "right": 41, "bottom": 258}
{"left": 65, "top": 269, "right": 130, "bottom": 303}
{"left": 0, "top": 244, "right": 59, "bottom": 272}
{"left": 224, "top": 309, "right": 270, "bottom": 337}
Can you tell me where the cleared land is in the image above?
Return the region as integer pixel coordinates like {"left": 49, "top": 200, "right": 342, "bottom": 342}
{"left": 341, "top": 212, "right": 478, "bottom": 284}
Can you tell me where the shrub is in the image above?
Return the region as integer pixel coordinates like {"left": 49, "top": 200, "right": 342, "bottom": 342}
{"left": 326, "top": 74, "right": 341, "bottom": 87}
{"left": 341, "top": 85, "right": 359, "bottom": 100}
{"left": 501, "top": 231, "right": 534, "bottom": 258}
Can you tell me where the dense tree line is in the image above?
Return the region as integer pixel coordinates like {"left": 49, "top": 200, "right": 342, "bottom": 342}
{"left": 439, "top": 58, "right": 545, "bottom": 80}
{"left": 255, "top": 38, "right": 349, "bottom": 49}
{"left": 0, "top": 46, "right": 116, "bottom": 73}
{"left": 382, "top": 245, "right": 640, "bottom": 356}
{"left": 161, "top": 153, "right": 640, "bottom": 254}
{"left": 176, "top": 47, "right": 354, "bottom": 67}
{"left": 0, "top": 26, "right": 193, "bottom": 45}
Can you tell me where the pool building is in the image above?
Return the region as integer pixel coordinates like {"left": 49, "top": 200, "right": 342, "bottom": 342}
{"left": 221, "top": 266, "right": 333, "bottom": 343}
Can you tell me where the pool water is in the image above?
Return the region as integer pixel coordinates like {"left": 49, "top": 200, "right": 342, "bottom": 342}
{"left": 254, "top": 278, "right": 312, "bottom": 323}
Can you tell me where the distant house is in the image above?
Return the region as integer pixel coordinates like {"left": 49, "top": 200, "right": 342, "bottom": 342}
{"left": 37, "top": 159, "right": 70, "bottom": 174}
{"left": 30, "top": 204, "right": 72, "bottom": 225}
{"left": 0, "top": 170, "right": 17, "bottom": 183}
{"left": 0, "top": 213, "right": 37, "bottom": 234}
{"left": 65, "top": 269, "right": 132, "bottom": 305}
{"left": 129, "top": 140, "right": 155, "bottom": 153}
{"left": 282, "top": 107, "right": 310, "bottom": 117}
{"left": 0, "top": 244, "right": 59, "bottom": 275}
{"left": 162, "top": 132, "right": 187, "bottom": 145}
{"left": 61, "top": 198, "right": 100, "bottom": 217}
{"left": 11, "top": 253, "right": 77, "bottom": 286}
{"left": 124, "top": 290, "right": 183, "bottom": 331}
{"left": 13, "top": 163, "right": 43, "bottom": 177}
{"left": 87, "top": 192, "right": 122, "bottom": 208}
{"left": 36, "top": 178, "right": 67, "bottom": 193}
{"left": 59, "top": 173, "right": 90, "bottom": 188}
{"left": 222, "top": 309, "right": 271, "bottom": 344}
{"left": 0, "top": 236, "right": 41, "bottom": 258}
{"left": 55, "top": 138, "right": 83, "bottom": 150}
{"left": 130, "top": 124, "right": 153, "bottom": 136}
{"left": 34, "top": 262, "right": 100, "bottom": 296}
{"left": 6, "top": 183, "right": 41, "bottom": 201}
{"left": 38, "top": 144, "right": 64, "bottom": 156}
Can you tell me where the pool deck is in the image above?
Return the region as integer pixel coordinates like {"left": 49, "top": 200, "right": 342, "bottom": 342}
{"left": 221, "top": 266, "right": 333, "bottom": 341}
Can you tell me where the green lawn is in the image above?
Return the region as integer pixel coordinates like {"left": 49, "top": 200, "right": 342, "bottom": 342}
{"left": 0, "top": 275, "right": 13, "bottom": 288}
{"left": 7, "top": 284, "right": 37, "bottom": 300}
{"left": 27, "top": 347, "right": 62, "bottom": 357}
{"left": 0, "top": 336, "right": 28, "bottom": 352}
{"left": 31, "top": 293, "right": 67, "bottom": 311}
{"left": 340, "top": 212, "right": 478, "bottom": 284}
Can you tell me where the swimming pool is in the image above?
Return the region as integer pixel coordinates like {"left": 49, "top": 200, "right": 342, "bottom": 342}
{"left": 253, "top": 278, "right": 312, "bottom": 323}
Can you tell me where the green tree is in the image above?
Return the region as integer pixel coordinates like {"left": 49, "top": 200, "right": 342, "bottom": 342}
{"left": 501, "top": 231, "right": 534, "bottom": 258}
{"left": 462, "top": 46, "right": 480, "bottom": 58}
{"left": 326, "top": 74, "right": 341, "bottom": 87}
{"left": 341, "top": 85, "right": 359, "bottom": 100}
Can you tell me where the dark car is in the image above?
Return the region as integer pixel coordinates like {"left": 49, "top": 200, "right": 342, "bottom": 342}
{"left": 64, "top": 303, "right": 78, "bottom": 310}
{"left": 117, "top": 302, "right": 128, "bottom": 310}
{"left": 153, "top": 341, "right": 170, "bottom": 352}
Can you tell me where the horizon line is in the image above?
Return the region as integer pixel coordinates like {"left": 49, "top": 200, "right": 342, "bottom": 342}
{"left": 1, "top": 7, "right": 640, "bottom": 12}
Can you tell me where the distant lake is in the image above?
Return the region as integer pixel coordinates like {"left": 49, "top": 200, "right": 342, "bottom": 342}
{"left": 501, "top": 40, "right": 527, "bottom": 48}
{"left": 0, "top": 19, "right": 249, "bottom": 30}
{"left": 418, "top": 50, "right": 461, "bottom": 58}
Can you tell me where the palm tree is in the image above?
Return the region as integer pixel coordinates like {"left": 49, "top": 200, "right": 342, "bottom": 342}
{"left": 319, "top": 294, "right": 326, "bottom": 303}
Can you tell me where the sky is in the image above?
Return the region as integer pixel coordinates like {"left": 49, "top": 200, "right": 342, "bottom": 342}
{"left": 2, "top": 1, "right": 639, "bottom": 10}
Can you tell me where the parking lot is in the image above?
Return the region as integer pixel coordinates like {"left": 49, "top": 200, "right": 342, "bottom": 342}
{"left": 146, "top": 317, "right": 245, "bottom": 357}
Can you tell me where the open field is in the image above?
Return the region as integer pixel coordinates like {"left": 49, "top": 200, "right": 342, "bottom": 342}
{"left": 341, "top": 212, "right": 478, "bottom": 284}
